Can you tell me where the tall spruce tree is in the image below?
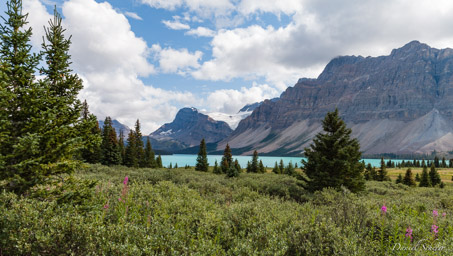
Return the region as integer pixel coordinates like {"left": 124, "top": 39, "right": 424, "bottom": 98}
{"left": 429, "top": 163, "right": 441, "bottom": 187}
{"left": 101, "top": 117, "right": 120, "bottom": 166}
{"left": 402, "top": 168, "right": 416, "bottom": 187}
{"left": 302, "top": 109, "right": 365, "bottom": 193}
{"left": 248, "top": 150, "right": 259, "bottom": 173}
{"left": 259, "top": 160, "right": 265, "bottom": 173}
{"left": 419, "top": 165, "right": 431, "bottom": 187}
{"left": 195, "top": 139, "right": 208, "bottom": 172}
{"left": 272, "top": 161, "right": 281, "bottom": 174}
{"left": 377, "top": 158, "right": 390, "bottom": 181}
{"left": 143, "top": 137, "right": 156, "bottom": 168}
{"left": 124, "top": 129, "right": 137, "bottom": 167}
{"left": 285, "top": 162, "right": 295, "bottom": 176}
{"left": 213, "top": 160, "right": 221, "bottom": 174}
{"left": 78, "top": 100, "right": 101, "bottom": 163}
{"left": 279, "top": 160, "right": 285, "bottom": 173}
{"left": 156, "top": 154, "right": 163, "bottom": 168}
{"left": 118, "top": 130, "right": 125, "bottom": 165}
{"left": 221, "top": 143, "right": 233, "bottom": 173}
{"left": 134, "top": 120, "right": 145, "bottom": 167}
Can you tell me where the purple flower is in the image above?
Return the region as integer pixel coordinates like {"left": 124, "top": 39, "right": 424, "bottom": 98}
{"left": 118, "top": 197, "right": 122, "bottom": 202}
{"left": 431, "top": 224, "right": 439, "bottom": 234}
{"left": 123, "top": 176, "right": 129, "bottom": 185}
{"left": 381, "top": 204, "right": 387, "bottom": 214}
{"left": 442, "top": 212, "right": 447, "bottom": 217}
{"left": 405, "top": 226, "right": 413, "bottom": 241}
{"left": 104, "top": 203, "right": 109, "bottom": 209}
{"left": 433, "top": 209, "right": 438, "bottom": 217}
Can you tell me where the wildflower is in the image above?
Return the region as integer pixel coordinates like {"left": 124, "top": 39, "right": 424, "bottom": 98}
{"left": 381, "top": 204, "right": 387, "bottom": 214}
{"left": 433, "top": 209, "right": 438, "bottom": 217}
{"left": 104, "top": 203, "right": 109, "bottom": 209}
{"left": 123, "top": 176, "right": 129, "bottom": 185}
{"left": 405, "top": 226, "right": 413, "bottom": 241}
{"left": 442, "top": 212, "right": 447, "bottom": 217}
{"left": 431, "top": 224, "right": 439, "bottom": 235}
{"left": 118, "top": 197, "right": 122, "bottom": 202}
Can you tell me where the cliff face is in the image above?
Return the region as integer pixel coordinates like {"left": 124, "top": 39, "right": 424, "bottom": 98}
{"left": 223, "top": 41, "right": 453, "bottom": 155}
{"left": 150, "top": 107, "right": 233, "bottom": 149}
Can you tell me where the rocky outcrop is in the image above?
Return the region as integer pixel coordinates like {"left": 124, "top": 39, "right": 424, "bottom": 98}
{"left": 222, "top": 41, "right": 453, "bottom": 155}
{"left": 150, "top": 107, "right": 233, "bottom": 149}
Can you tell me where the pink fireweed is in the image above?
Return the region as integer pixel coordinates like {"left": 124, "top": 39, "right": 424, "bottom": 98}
{"left": 381, "top": 204, "right": 387, "bottom": 214}
{"left": 433, "top": 209, "right": 438, "bottom": 217}
{"left": 431, "top": 224, "right": 439, "bottom": 235}
{"left": 405, "top": 226, "right": 413, "bottom": 241}
{"left": 443, "top": 212, "right": 447, "bottom": 217}
{"left": 123, "top": 176, "right": 129, "bottom": 185}
{"left": 104, "top": 203, "right": 109, "bottom": 209}
{"left": 120, "top": 175, "right": 129, "bottom": 203}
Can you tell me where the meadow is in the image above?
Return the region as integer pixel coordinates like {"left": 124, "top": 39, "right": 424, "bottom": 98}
{"left": 1, "top": 164, "right": 453, "bottom": 255}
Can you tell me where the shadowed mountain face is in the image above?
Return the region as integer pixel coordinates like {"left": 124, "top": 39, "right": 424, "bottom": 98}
{"left": 222, "top": 41, "right": 453, "bottom": 156}
{"left": 150, "top": 107, "right": 233, "bottom": 149}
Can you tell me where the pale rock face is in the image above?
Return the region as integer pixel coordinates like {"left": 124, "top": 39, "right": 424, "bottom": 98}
{"left": 223, "top": 41, "right": 453, "bottom": 155}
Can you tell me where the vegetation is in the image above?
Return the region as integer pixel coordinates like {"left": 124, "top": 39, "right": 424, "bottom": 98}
{"left": 302, "top": 109, "right": 365, "bottom": 193}
{"left": 195, "top": 139, "right": 208, "bottom": 172}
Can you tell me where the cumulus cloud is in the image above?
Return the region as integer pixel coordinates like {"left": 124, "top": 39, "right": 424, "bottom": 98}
{"left": 23, "top": 0, "right": 197, "bottom": 133}
{"left": 185, "top": 26, "right": 215, "bottom": 37}
{"left": 124, "top": 11, "right": 143, "bottom": 21}
{"left": 140, "top": 0, "right": 234, "bottom": 19}
{"left": 206, "top": 83, "right": 279, "bottom": 114}
{"left": 162, "top": 19, "right": 190, "bottom": 30}
{"left": 152, "top": 44, "right": 203, "bottom": 74}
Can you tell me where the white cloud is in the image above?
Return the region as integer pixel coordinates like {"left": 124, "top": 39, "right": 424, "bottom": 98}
{"left": 206, "top": 83, "right": 279, "bottom": 114}
{"left": 152, "top": 44, "right": 203, "bottom": 74}
{"left": 140, "top": 0, "right": 234, "bottom": 19}
{"left": 185, "top": 26, "right": 215, "bottom": 37}
{"left": 124, "top": 11, "right": 143, "bottom": 21}
{"left": 237, "top": 0, "right": 303, "bottom": 16}
{"left": 162, "top": 19, "right": 190, "bottom": 30}
{"left": 23, "top": 0, "right": 52, "bottom": 47}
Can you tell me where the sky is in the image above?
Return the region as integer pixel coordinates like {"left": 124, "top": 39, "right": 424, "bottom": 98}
{"left": 3, "top": 0, "right": 453, "bottom": 134}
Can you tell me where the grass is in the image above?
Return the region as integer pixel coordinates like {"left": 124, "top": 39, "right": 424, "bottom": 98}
{"left": 1, "top": 164, "right": 453, "bottom": 255}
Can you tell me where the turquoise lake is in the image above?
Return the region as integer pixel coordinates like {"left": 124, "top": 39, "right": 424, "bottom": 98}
{"left": 161, "top": 154, "right": 405, "bottom": 168}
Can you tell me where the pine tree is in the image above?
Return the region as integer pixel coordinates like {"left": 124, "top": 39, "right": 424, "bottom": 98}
{"left": 370, "top": 167, "right": 378, "bottom": 180}
{"left": 221, "top": 144, "right": 232, "bottom": 173}
{"left": 364, "top": 163, "right": 373, "bottom": 180}
{"left": 234, "top": 159, "right": 242, "bottom": 173}
{"left": 419, "top": 165, "right": 431, "bottom": 187}
{"left": 377, "top": 158, "right": 390, "bottom": 181}
{"left": 213, "top": 160, "right": 221, "bottom": 174}
{"left": 101, "top": 117, "right": 120, "bottom": 166}
{"left": 78, "top": 100, "right": 101, "bottom": 163}
{"left": 395, "top": 174, "right": 403, "bottom": 184}
{"left": 272, "top": 162, "right": 280, "bottom": 174}
{"left": 285, "top": 162, "right": 295, "bottom": 176}
{"left": 134, "top": 120, "right": 145, "bottom": 167}
{"left": 124, "top": 129, "right": 137, "bottom": 167}
{"left": 174, "top": 163, "right": 178, "bottom": 168}
{"left": 143, "top": 137, "right": 156, "bottom": 168}
{"left": 195, "top": 139, "right": 208, "bottom": 172}
{"left": 429, "top": 163, "right": 441, "bottom": 187}
{"left": 279, "top": 160, "right": 285, "bottom": 173}
{"left": 441, "top": 157, "right": 447, "bottom": 168}
{"left": 415, "top": 173, "right": 421, "bottom": 182}
{"left": 402, "top": 168, "right": 416, "bottom": 187}
{"left": 246, "top": 161, "right": 251, "bottom": 173}
{"left": 259, "top": 160, "right": 265, "bottom": 173}
{"left": 156, "top": 154, "right": 163, "bottom": 168}
{"left": 248, "top": 150, "right": 259, "bottom": 173}
{"left": 434, "top": 156, "right": 440, "bottom": 168}
{"left": 302, "top": 109, "right": 365, "bottom": 193}
{"left": 118, "top": 130, "right": 125, "bottom": 165}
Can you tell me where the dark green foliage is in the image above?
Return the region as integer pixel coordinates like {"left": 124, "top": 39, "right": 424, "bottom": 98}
{"left": 429, "top": 163, "right": 441, "bottom": 187}
{"left": 234, "top": 159, "right": 241, "bottom": 173}
{"left": 285, "top": 162, "right": 295, "bottom": 176}
{"left": 246, "top": 161, "right": 251, "bottom": 173}
{"left": 377, "top": 158, "right": 390, "bottom": 181}
{"left": 419, "top": 166, "right": 431, "bottom": 187}
{"left": 248, "top": 150, "right": 259, "bottom": 173}
{"left": 434, "top": 156, "right": 440, "bottom": 168}
{"left": 415, "top": 173, "right": 420, "bottom": 182}
{"left": 174, "top": 163, "right": 178, "bottom": 168}
{"left": 143, "top": 137, "right": 156, "bottom": 168}
{"left": 302, "top": 109, "right": 365, "bottom": 193}
{"left": 100, "top": 117, "right": 120, "bottom": 166}
{"left": 364, "top": 163, "right": 373, "bottom": 180}
{"left": 226, "top": 166, "right": 239, "bottom": 178}
{"left": 220, "top": 144, "right": 232, "bottom": 174}
{"left": 395, "top": 174, "right": 403, "bottom": 184}
{"left": 78, "top": 100, "right": 101, "bottom": 164}
{"left": 213, "top": 160, "right": 221, "bottom": 174}
{"left": 279, "top": 160, "right": 284, "bottom": 173}
{"left": 440, "top": 182, "right": 445, "bottom": 188}
{"left": 169, "top": 163, "right": 172, "bottom": 169}
{"left": 0, "top": 3, "right": 82, "bottom": 192}
{"left": 124, "top": 129, "right": 137, "bottom": 167}
{"left": 134, "top": 120, "right": 145, "bottom": 167}
{"left": 259, "top": 160, "right": 265, "bottom": 173}
{"left": 118, "top": 130, "right": 125, "bottom": 165}
{"left": 156, "top": 155, "right": 163, "bottom": 168}
{"left": 195, "top": 139, "right": 208, "bottom": 172}
{"left": 441, "top": 157, "right": 447, "bottom": 168}
{"left": 272, "top": 162, "right": 281, "bottom": 174}
{"left": 450, "top": 159, "right": 453, "bottom": 168}
{"left": 402, "top": 168, "right": 416, "bottom": 187}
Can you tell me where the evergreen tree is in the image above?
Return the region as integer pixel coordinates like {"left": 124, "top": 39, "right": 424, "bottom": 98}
{"left": 118, "top": 130, "right": 125, "bottom": 165}
{"left": 195, "top": 139, "right": 208, "bottom": 172}
{"left": 143, "top": 137, "right": 156, "bottom": 168}
{"left": 364, "top": 163, "right": 373, "bottom": 180}
{"left": 169, "top": 163, "right": 172, "bottom": 169}
{"left": 450, "top": 159, "right": 453, "bottom": 168}
{"left": 402, "top": 168, "right": 416, "bottom": 187}
{"left": 377, "top": 158, "right": 390, "bottom": 181}
{"left": 259, "top": 160, "right": 265, "bottom": 173}
{"left": 249, "top": 150, "right": 259, "bottom": 173}
{"left": 429, "top": 163, "right": 441, "bottom": 187}
{"left": 395, "top": 174, "right": 403, "bottom": 184}
{"left": 101, "top": 117, "right": 120, "bottom": 166}
{"left": 246, "top": 161, "right": 251, "bottom": 173}
{"left": 134, "top": 120, "right": 145, "bottom": 167}
{"left": 441, "top": 157, "right": 447, "bottom": 168}
{"left": 279, "top": 160, "right": 285, "bottom": 173}
{"left": 234, "top": 159, "right": 242, "bottom": 173}
{"left": 419, "top": 165, "right": 431, "bottom": 187}
{"left": 124, "top": 129, "right": 137, "bottom": 167}
{"left": 302, "top": 109, "right": 365, "bottom": 193}
{"left": 285, "top": 162, "right": 295, "bottom": 176}
{"left": 213, "top": 160, "right": 221, "bottom": 174}
{"left": 174, "top": 163, "right": 178, "bottom": 168}
{"left": 415, "top": 173, "right": 421, "bottom": 182}
{"left": 370, "top": 167, "right": 378, "bottom": 180}
{"left": 221, "top": 144, "right": 232, "bottom": 173}
{"left": 434, "top": 156, "right": 440, "bottom": 168}
{"left": 156, "top": 154, "right": 163, "bottom": 168}
{"left": 78, "top": 100, "right": 101, "bottom": 163}
{"left": 272, "top": 162, "right": 280, "bottom": 174}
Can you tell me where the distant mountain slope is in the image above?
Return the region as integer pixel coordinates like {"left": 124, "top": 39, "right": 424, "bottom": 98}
{"left": 150, "top": 107, "right": 233, "bottom": 150}
{"left": 98, "top": 119, "right": 131, "bottom": 136}
{"left": 221, "top": 41, "right": 453, "bottom": 156}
